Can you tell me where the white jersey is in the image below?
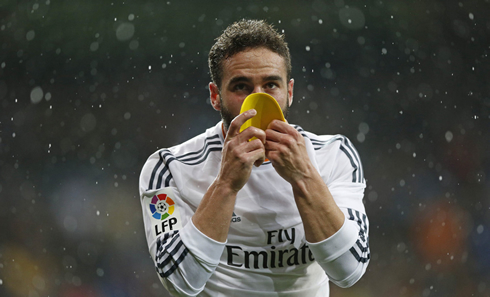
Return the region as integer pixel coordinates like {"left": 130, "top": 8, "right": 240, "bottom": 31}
{"left": 139, "top": 122, "right": 370, "bottom": 297}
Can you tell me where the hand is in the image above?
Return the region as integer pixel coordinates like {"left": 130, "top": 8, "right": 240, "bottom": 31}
{"left": 265, "top": 120, "right": 314, "bottom": 185}
{"left": 218, "top": 109, "right": 266, "bottom": 192}
{"left": 265, "top": 120, "right": 346, "bottom": 244}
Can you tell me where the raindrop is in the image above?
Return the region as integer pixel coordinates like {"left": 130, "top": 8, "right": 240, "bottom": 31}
{"left": 80, "top": 113, "right": 97, "bottom": 132}
{"left": 358, "top": 122, "right": 369, "bottom": 134}
{"left": 26, "top": 30, "right": 35, "bottom": 41}
{"left": 64, "top": 216, "right": 78, "bottom": 232}
{"left": 32, "top": 275, "right": 45, "bottom": 290}
{"left": 445, "top": 131, "right": 453, "bottom": 142}
{"left": 477, "top": 225, "right": 484, "bottom": 234}
{"left": 116, "top": 22, "right": 135, "bottom": 41}
{"left": 90, "top": 42, "right": 99, "bottom": 52}
{"left": 72, "top": 276, "right": 82, "bottom": 286}
{"left": 339, "top": 7, "right": 365, "bottom": 30}
{"left": 30, "top": 86, "right": 44, "bottom": 104}
{"left": 357, "top": 133, "right": 365, "bottom": 143}
{"left": 129, "top": 40, "right": 139, "bottom": 50}
{"left": 396, "top": 242, "right": 406, "bottom": 252}
{"left": 367, "top": 191, "right": 378, "bottom": 202}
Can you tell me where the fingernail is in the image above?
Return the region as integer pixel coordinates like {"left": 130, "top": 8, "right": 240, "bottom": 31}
{"left": 249, "top": 109, "right": 257, "bottom": 115}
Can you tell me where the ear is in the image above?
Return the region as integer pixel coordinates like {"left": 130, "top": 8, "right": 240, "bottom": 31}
{"left": 287, "top": 78, "right": 294, "bottom": 107}
{"left": 209, "top": 82, "right": 221, "bottom": 111}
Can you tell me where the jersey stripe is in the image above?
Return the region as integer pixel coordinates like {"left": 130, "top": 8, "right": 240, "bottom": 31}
{"left": 156, "top": 151, "right": 174, "bottom": 189}
{"left": 147, "top": 134, "right": 223, "bottom": 190}
{"left": 293, "top": 126, "right": 364, "bottom": 183}
{"left": 161, "top": 248, "right": 189, "bottom": 278}
{"left": 339, "top": 145, "right": 360, "bottom": 183}
{"left": 333, "top": 135, "right": 364, "bottom": 183}
{"left": 148, "top": 154, "right": 165, "bottom": 190}
{"left": 177, "top": 134, "right": 221, "bottom": 161}
{"left": 179, "top": 147, "right": 222, "bottom": 166}
{"left": 341, "top": 136, "right": 364, "bottom": 183}
{"left": 293, "top": 125, "right": 330, "bottom": 151}
{"left": 346, "top": 208, "right": 370, "bottom": 264}
{"left": 349, "top": 246, "right": 370, "bottom": 263}
{"left": 155, "top": 231, "right": 190, "bottom": 278}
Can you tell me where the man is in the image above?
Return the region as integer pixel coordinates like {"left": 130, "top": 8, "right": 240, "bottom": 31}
{"left": 139, "top": 19, "right": 369, "bottom": 296}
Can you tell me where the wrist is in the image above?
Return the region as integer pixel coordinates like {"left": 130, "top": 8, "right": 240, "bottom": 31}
{"left": 214, "top": 175, "right": 241, "bottom": 196}
{"left": 290, "top": 165, "right": 322, "bottom": 196}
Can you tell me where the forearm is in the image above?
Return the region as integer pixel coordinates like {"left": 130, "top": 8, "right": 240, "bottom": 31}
{"left": 192, "top": 178, "right": 238, "bottom": 243}
{"left": 292, "top": 171, "right": 370, "bottom": 287}
{"left": 307, "top": 208, "right": 370, "bottom": 287}
{"left": 291, "top": 165, "right": 344, "bottom": 243}
{"left": 192, "top": 110, "right": 266, "bottom": 243}
{"left": 152, "top": 219, "right": 226, "bottom": 296}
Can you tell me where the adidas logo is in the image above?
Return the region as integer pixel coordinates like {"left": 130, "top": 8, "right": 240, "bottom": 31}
{"left": 231, "top": 212, "right": 241, "bottom": 223}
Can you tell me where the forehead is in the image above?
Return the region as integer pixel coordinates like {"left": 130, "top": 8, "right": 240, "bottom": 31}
{"left": 221, "top": 47, "right": 287, "bottom": 82}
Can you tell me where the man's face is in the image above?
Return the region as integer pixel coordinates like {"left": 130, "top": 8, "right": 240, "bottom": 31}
{"left": 209, "top": 47, "right": 294, "bottom": 131}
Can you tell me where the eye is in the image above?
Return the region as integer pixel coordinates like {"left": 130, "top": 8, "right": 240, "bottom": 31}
{"left": 265, "top": 82, "right": 278, "bottom": 89}
{"left": 233, "top": 83, "right": 251, "bottom": 93}
{"left": 234, "top": 84, "right": 246, "bottom": 90}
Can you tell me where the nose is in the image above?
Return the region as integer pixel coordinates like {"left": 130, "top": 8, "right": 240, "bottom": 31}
{"left": 251, "top": 86, "right": 264, "bottom": 94}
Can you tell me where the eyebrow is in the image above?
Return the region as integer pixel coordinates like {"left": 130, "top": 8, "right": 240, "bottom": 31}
{"left": 229, "top": 76, "right": 252, "bottom": 85}
{"left": 263, "top": 75, "right": 284, "bottom": 83}
{"left": 228, "top": 75, "right": 284, "bottom": 85}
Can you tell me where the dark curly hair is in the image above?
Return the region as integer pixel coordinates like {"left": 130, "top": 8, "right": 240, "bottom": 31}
{"left": 208, "top": 19, "right": 292, "bottom": 89}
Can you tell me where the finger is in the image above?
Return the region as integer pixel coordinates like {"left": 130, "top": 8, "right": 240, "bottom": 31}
{"left": 227, "top": 109, "right": 257, "bottom": 139}
{"left": 246, "top": 144, "right": 266, "bottom": 167}
{"left": 265, "top": 130, "right": 301, "bottom": 154}
{"left": 265, "top": 128, "right": 284, "bottom": 143}
{"left": 235, "top": 142, "right": 265, "bottom": 167}
{"left": 265, "top": 149, "right": 280, "bottom": 163}
{"left": 267, "top": 119, "right": 289, "bottom": 131}
{"left": 238, "top": 126, "right": 267, "bottom": 144}
{"left": 267, "top": 120, "right": 300, "bottom": 137}
{"left": 264, "top": 139, "right": 282, "bottom": 151}
{"left": 231, "top": 138, "right": 264, "bottom": 162}
{"left": 254, "top": 155, "right": 265, "bottom": 167}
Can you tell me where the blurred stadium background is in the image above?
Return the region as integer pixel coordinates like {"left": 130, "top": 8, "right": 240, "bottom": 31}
{"left": 0, "top": 0, "right": 489, "bottom": 296}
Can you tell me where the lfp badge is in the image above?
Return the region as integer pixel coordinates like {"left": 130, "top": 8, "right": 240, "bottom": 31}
{"left": 149, "top": 193, "right": 175, "bottom": 220}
